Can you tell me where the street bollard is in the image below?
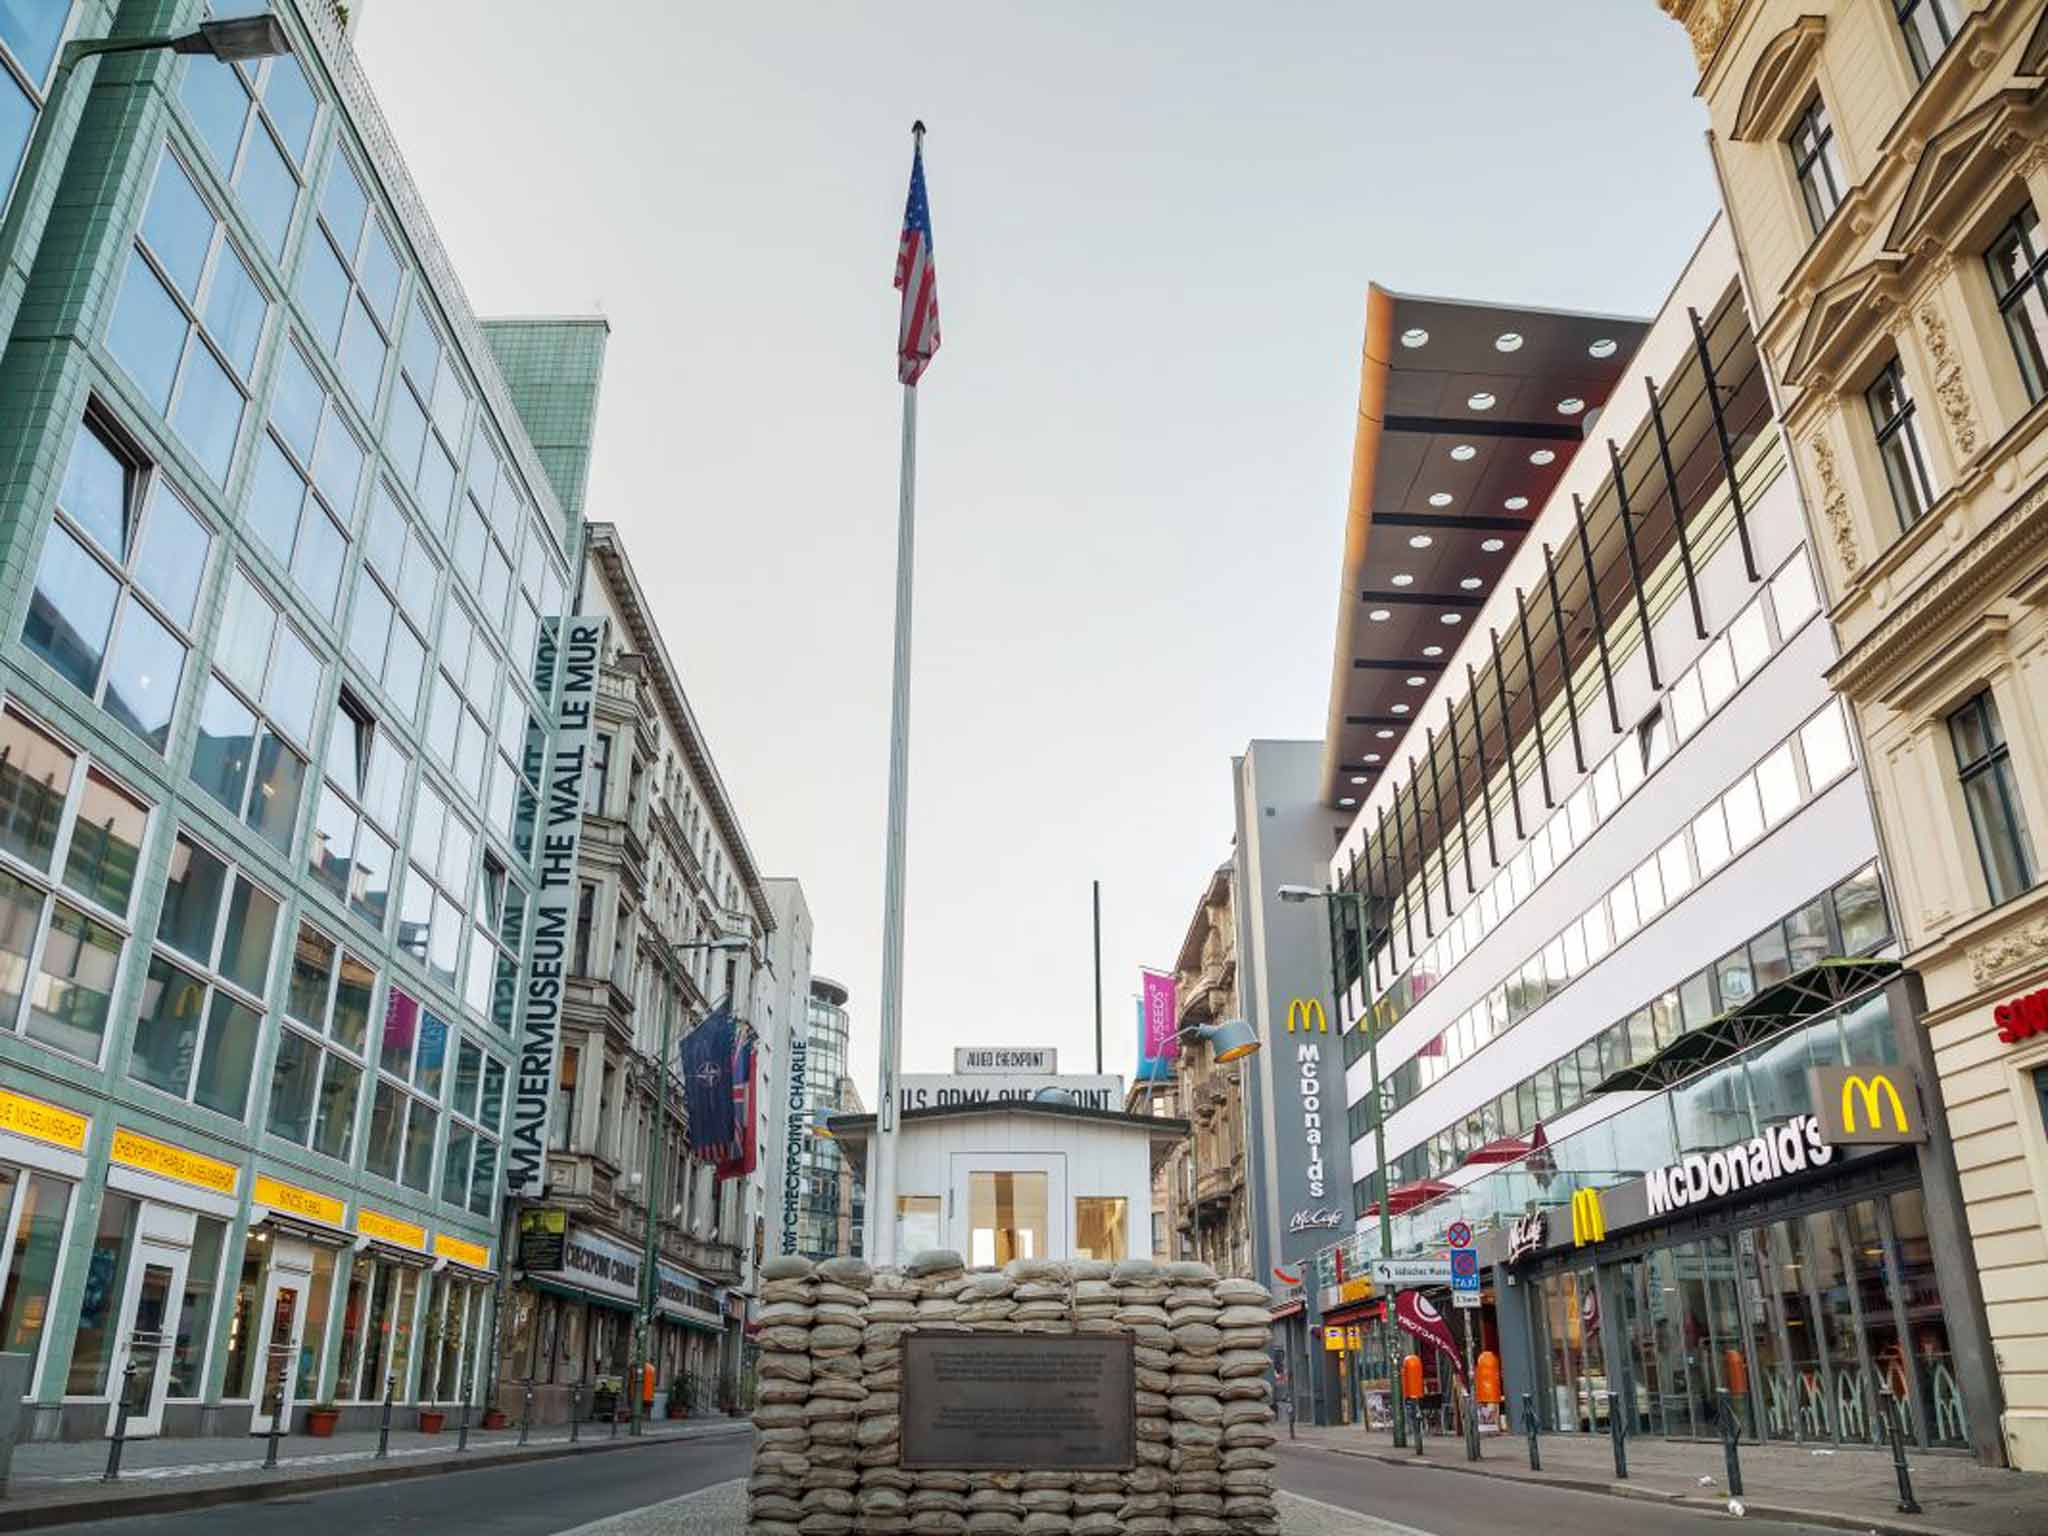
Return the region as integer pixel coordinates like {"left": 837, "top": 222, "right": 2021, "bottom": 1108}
{"left": 520, "top": 1381, "right": 533, "bottom": 1446}
{"left": 457, "top": 1388, "right": 471, "bottom": 1453}
{"left": 102, "top": 1361, "right": 139, "bottom": 1483}
{"left": 1465, "top": 1388, "right": 1480, "bottom": 1462}
{"left": 264, "top": 1409, "right": 283, "bottom": 1470}
{"left": 1411, "top": 1399, "right": 1424, "bottom": 1456}
{"left": 1286, "top": 1389, "right": 1296, "bottom": 1441}
{"left": 1607, "top": 1392, "right": 1627, "bottom": 1480}
{"left": 570, "top": 1382, "right": 581, "bottom": 1443}
{"left": 1717, "top": 1388, "right": 1744, "bottom": 1498}
{"left": 1879, "top": 1387, "right": 1923, "bottom": 1515}
{"left": 376, "top": 1373, "right": 395, "bottom": 1459}
{"left": 610, "top": 1398, "right": 620, "bottom": 1439}
{"left": 1523, "top": 1392, "right": 1540, "bottom": 1471}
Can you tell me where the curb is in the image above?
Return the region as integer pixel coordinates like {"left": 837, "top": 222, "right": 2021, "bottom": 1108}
{"left": 1297, "top": 1440, "right": 1991, "bottom": 1536}
{"left": 0, "top": 1424, "right": 754, "bottom": 1532}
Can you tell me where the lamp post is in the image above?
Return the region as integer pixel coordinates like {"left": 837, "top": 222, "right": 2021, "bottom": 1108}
{"left": 0, "top": 17, "right": 291, "bottom": 282}
{"left": 1278, "top": 881, "right": 1402, "bottom": 1445}
{"left": 1172, "top": 1018, "right": 1259, "bottom": 1270}
{"left": 631, "top": 934, "right": 749, "bottom": 1435}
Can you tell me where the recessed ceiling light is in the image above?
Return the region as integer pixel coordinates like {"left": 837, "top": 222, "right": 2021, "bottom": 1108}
{"left": 1450, "top": 444, "right": 1477, "bottom": 462}
{"left": 1340, "top": 796, "right": 1357, "bottom": 807}
{"left": 1406, "top": 676, "right": 1426, "bottom": 687}
{"left": 1401, "top": 328, "right": 1429, "bottom": 348}
{"left": 1481, "top": 537, "right": 1506, "bottom": 552}
{"left": 1589, "top": 338, "right": 1617, "bottom": 359}
{"left": 1391, "top": 573, "right": 1415, "bottom": 587}
{"left": 1505, "top": 496, "right": 1529, "bottom": 511}
{"left": 1375, "top": 729, "right": 1395, "bottom": 739}
{"left": 1368, "top": 609, "right": 1390, "bottom": 622}
{"left": 1392, "top": 704, "right": 1410, "bottom": 715}
{"left": 1460, "top": 577, "right": 1482, "bottom": 590}
{"left": 1421, "top": 645, "right": 1443, "bottom": 658}
{"left": 1408, "top": 534, "right": 1433, "bottom": 549}
{"left": 1468, "top": 392, "right": 1496, "bottom": 411}
{"left": 1441, "top": 613, "right": 1464, "bottom": 626}
{"left": 1529, "top": 449, "right": 1556, "bottom": 465}
{"left": 1429, "top": 492, "right": 1454, "bottom": 507}
{"left": 1495, "top": 331, "right": 1524, "bottom": 353}
{"left": 1350, "top": 775, "right": 1370, "bottom": 786}
{"left": 1364, "top": 753, "right": 1382, "bottom": 763}
{"left": 1557, "top": 397, "right": 1585, "bottom": 415}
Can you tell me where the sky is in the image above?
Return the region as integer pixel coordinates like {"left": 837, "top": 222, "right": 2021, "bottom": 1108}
{"left": 353, "top": 0, "right": 1718, "bottom": 1101}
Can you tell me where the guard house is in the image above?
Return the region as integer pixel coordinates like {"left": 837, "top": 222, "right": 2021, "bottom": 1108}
{"left": 827, "top": 1083, "right": 1189, "bottom": 1265}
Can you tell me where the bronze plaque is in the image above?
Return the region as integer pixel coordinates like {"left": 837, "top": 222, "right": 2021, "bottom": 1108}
{"left": 900, "top": 1332, "right": 1135, "bottom": 1470}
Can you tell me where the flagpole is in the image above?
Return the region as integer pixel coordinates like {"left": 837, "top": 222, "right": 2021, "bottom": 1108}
{"left": 870, "top": 123, "right": 925, "bottom": 1267}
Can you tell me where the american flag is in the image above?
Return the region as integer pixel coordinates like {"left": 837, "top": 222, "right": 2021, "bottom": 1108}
{"left": 894, "top": 132, "right": 940, "bottom": 386}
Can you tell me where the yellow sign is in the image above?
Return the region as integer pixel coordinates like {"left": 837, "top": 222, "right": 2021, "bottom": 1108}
{"left": 1337, "top": 1278, "right": 1375, "bottom": 1305}
{"left": 1346, "top": 1325, "right": 1363, "bottom": 1350}
{"left": 110, "top": 1128, "right": 239, "bottom": 1196}
{"left": 0, "top": 1089, "right": 88, "bottom": 1151}
{"left": 253, "top": 1175, "right": 345, "bottom": 1228}
{"left": 1286, "top": 998, "right": 1328, "bottom": 1034}
{"left": 434, "top": 1233, "right": 491, "bottom": 1270}
{"left": 355, "top": 1207, "right": 427, "bottom": 1250}
{"left": 1322, "top": 1327, "right": 1346, "bottom": 1352}
{"left": 1570, "top": 1187, "right": 1606, "bottom": 1247}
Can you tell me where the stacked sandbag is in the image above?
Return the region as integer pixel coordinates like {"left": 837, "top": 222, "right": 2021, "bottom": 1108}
{"left": 749, "top": 1252, "right": 1279, "bottom": 1536}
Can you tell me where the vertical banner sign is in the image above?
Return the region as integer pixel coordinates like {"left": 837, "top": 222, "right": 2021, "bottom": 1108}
{"left": 1393, "top": 1290, "right": 1469, "bottom": 1387}
{"left": 1141, "top": 970, "right": 1179, "bottom": 1063}
{"left": 506, "top": 615, "right": 608, "bottom": 1195}
{"left": 780, "top": 1033, "right": 809, "bottom": 1254}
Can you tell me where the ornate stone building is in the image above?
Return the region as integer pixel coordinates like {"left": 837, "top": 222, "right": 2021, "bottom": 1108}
{"left": 1655, "top": 0, "right": 2048, "bottom": 1468}
{"left": 1163, "top": 862, "right": 1253, "bottom": 1277}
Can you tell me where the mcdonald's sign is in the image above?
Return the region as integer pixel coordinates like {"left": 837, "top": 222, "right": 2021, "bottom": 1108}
{"left": 1570, "top": 1187, "right": 1605, "bottom": 1247}
{"left": 1285, "top": 998, "right": 1328, "bottom": 1033}
{"left": 1809, "top": 1065, "right": 1927, "bottom": 1146}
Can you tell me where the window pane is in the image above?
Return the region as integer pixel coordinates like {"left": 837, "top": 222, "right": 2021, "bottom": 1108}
{"left": 1722, "top": 774, "right": 1764, "bottom": 852}
{"left": 217, "top": 568, "right": 275, "bottom": 696}
{"left": 309, "top": 783, "right": 356, "bottom": 904}
{"left": 130, "top": 955, "right": 207, "bottom": 1094}
{"left": 386, "top": 381, "right": 427, "bottom": 484}
{"left": 1729, "top": 603, "right": 1770, "bottom": 679}
{"left": 245, "top": 731, "right": 306, "bottom": 853}
{"left": 260, "top": 54, "right": 318, "bottom": 163}
{"left": 314, "top": 1056, "right": 360, "bottom": 1161}
{"left": 1836, "top": 865, "right": 1887, "bottom": 953}
{"left": 102, "top": 597, "right": 187, "bottom": 751}
{"left": 334, "top": 952, "right": 372, "bottom": 1053}
{"left": 347, "top": 572, "right": 393, "bottom": 673}
{"left": 141, "top": 151, "right": 213, "bottom": 301}
{"left": 271, "top": 345, "right": 323, "bottom": 462}
{"left": 401, "top": 299, "right": 438, "bottom": 390}
{"left": 299, "top": 231, "right": 350, "bottom": 350}
{"left": 320, "top": 151, "right": 367, "bottom": 255}
{"left": 236, "top": 126, "right": 296, "bottom": 261}
{"left": 24, "top": 526, "right": 117, "bottom": 695}
{"left": 440, "top": 1123, "right": 472, "bottom": 1206}
{"left": 366, "top": 1080, "right": 403, "bottom": 1179}
{"left": 158, "top": 836, "right": 228, "bottom": 964}
{"left": 108, "top": 251, "right": 187, "bottom": 413}
{"left": 287, "top": 923, "right": 334, "bottom": 1029}
{"left": 246, "top": 436, "right": 303, "bottom": 567}
{"left": 269, "top": 1028, "right": 318, "bottom": 1144}
{"left": 264, "top": 622, "right": 320, "bottom": 749}
{"left": 360, "top": 222, "right": 400, "bottom": 327}
{"left": 171, "top": 338, "right": 243, "bottom": 484}
{"left": 363, "top": 733, "right": 406, "bottom": 831}
{"left": 401, "top": 1099, "right": 436, "bottom": 1191}
{"left": 1756, "top": 743, "right": 1801, "bottom": 826}
{"left": 386, "top": 621, "right": 425, "bottom": 719}
{"left": 353, "top": 822, "right": 393, "bottom": 928}
{"left": 191, "top": 676, "right": 256, "bottom": 813}
{"left": 312, "top": 415, "right": 363, "bottom": 518}
{"left": 204, "top": 242, "right": 265, "bottom": 378}
{"left": 338, "top": 296, "right": 385, "bottom": 409}
{"left": 1698, "top": 636, "right": 1736, "bottom": 711}
{"left": 480, "top": 1057, "right": 505, "bottom": 1126}
{"left": 134, "top": 482, "right": 209, "bottom": 629}
{"left": 26, "top": 908, "right": 118, "bottom": 1056}
{"left": 56, "top": 770, "right": 145, "bottom": 919}
{"left": 290, "top": 501, "right": 347, "bottom": 618}
{"left": 1771, "top": 551, "right": 1819, "bottom": 634}
{"left": 418, "top": 437, "right": 456, "bottom": 528}
{"left": 57, "top": 421, "right": 132, "bottom": 560}
{"left": 221, "top": 877, "right": 278, "bottom": 994}
{"left": 1801, "top": 704, "right": 1853, "bottom": 787}
{"left": 430, "top": 894, "right": 460, "bottom": 985}
{"left": 182, "top": 58, "right": 250, "bottom": 170}
{"left": 0, "top": 867, "right": 36, "bottom": 1027}
{"left": 469, "top": 1138, "right": 496, "bottom": 1215}
{"left": 194, "top": 992, "right": 259, "bottom": 1115}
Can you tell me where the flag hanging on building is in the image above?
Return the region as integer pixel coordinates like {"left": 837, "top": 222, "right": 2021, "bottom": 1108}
{"left": 894, "top": 132, "right": 940, "bottom": 385}
{"left": 682, "top": 1005, "right": 737, "bottom": 1161}
{"left": 717, "top": 1032, "right": 757, "bottom": 1181}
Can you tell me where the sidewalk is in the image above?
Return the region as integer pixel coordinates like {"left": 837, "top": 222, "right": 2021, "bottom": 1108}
{"left": 1291, "top": 1420, "right": 2048, "bottom": 1536}
{"left": 0, "top": 1414, "right": 752, "bottom": 1530}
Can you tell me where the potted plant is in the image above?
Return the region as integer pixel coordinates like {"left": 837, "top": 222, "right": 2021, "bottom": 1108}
{"left": 481, "top": 1406, "right": 509, "bottom": 1429}
{"left": 418, "top": 1405, "right": 446, "bottom": 1434}
{"left": 306, "top": 1401, "right": 342, "bottom": 1437}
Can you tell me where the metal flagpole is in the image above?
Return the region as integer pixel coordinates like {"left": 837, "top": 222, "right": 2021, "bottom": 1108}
{"left": 870, "top": 369, "right": 918, "bottom": 1268}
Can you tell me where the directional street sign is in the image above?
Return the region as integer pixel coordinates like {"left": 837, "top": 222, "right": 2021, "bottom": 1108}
{"left": 1448, "top": 1223, "right": 1481, "bottom": 1310}
{"left": 1369, "top": 1258, "right": 1452, "bottom": 1286}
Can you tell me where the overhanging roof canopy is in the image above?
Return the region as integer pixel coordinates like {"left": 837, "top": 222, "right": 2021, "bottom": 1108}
{"left": 826, "top": 1100, "right": 1194, "bottom": 1179}
{"left": 1320, "top": 288, "right": 1651, "bottom": 809}
{"left": 1592, "top": 957, "right": 1901, "bottom": 1094}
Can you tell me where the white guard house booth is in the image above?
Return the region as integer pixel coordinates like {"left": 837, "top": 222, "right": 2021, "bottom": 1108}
{"left": 828, "top": 1087, "right": 1188, "bottom": 1265}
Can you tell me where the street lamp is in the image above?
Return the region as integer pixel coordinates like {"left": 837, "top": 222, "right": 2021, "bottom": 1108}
{"left": 632, "top": 932, "right": 751, "bottom": 1435}
{"left": 1278, "top": 880, "right": 1404, "bottom": 1444}
{"left": 1175, "top": 1017, "right": 1259, "bottom": 1273}
{"left": 0, "top": 18, "right": 292, "bottom": 281}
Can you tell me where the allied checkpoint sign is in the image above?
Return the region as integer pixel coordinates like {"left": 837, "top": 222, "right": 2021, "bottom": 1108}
{"left": 901, "top": 1333, "right": 1135, "bottom": 1470}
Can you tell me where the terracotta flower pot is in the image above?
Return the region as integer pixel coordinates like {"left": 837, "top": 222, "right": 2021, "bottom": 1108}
{"left": 481, "top": 1408, "right": 509, "bottom": 1429}
{"left": 418, "top": 1409, "right": 446, "bottom": 1434}
{"left": 307, "top": 1408, "right": 341, "bottom": 1437}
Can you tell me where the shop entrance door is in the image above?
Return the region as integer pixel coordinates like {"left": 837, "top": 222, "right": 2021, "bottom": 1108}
{"left": 250, "top": 1240, "right": 314, "bottom": 1436}
{"left": 104, "top": 1208, "right": 198, "bottom": 1439}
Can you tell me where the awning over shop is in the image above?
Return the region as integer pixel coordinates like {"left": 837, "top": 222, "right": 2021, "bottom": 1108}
{"left": 1322, "top": 1299, "right": 1385, "bottom": 1327}
{"left": 1362, "top": 1179, "right": 1455, "bottom": 1217}
{"left": 1593, "top": 957, "right": 1900, "bottom": 1094}
{"left": 529, "top": 1275, "right": 636, "bottom": 1315}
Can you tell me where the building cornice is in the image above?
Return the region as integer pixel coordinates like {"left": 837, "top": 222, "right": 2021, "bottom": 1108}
{"left": 1659, "top": 0, "right": 1746, "bottom": 79}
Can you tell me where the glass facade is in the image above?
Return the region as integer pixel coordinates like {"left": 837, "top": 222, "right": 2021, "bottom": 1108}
{"left": 796, "top": 979, "right": 854, "bottom": 1258}
{"left": 0, "top": 2, "right": 594, "bottom": 1435}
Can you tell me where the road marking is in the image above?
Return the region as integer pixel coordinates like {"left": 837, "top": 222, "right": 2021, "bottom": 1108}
{"left": 549, "top": 1476, "right": 745, "bottom": 1535}
{"left": 1277, "top": 1488, "right": 1446, "bottom": 1536}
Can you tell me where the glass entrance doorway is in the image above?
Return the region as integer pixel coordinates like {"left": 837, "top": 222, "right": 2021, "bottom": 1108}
{"left": 250, "top": 1256, "right": 309, "bottom": 1435}
{"left": 102, "top": 1204, "right": 199, "bottom": 1439}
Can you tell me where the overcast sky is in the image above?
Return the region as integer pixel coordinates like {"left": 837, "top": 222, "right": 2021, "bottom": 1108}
{"left": 354, "top": 1, "right": 1716, "bottom": 1098}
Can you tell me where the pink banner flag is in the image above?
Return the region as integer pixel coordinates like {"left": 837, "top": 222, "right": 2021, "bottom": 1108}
{"left": 1393, "top": 1288, "right": 1469, "bottom": 1387}
{"left": 1142, "top": 970, "right": 1179, "bottom": 1062}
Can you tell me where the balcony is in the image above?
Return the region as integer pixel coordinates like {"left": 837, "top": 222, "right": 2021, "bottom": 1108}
{"left": 685, "top": 1235, "right": 744, "bottom": 1286}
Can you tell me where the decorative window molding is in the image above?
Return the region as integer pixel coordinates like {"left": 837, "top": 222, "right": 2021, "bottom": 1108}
{"left": 1732, "top": 16, "right": 1830, "bottom": 142}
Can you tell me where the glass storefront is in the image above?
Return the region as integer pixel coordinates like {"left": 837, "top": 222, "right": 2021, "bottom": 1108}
{"left": 0, "top": 1163, "right": 71, "bottom": 1375}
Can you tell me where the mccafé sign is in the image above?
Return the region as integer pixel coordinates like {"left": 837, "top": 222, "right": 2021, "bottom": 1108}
{"left": 1996, "top": 985, "right": 2048, "bottom": 1045}
{"left": 1646, "top": 1115, "right": 1834, "bottom": 1219}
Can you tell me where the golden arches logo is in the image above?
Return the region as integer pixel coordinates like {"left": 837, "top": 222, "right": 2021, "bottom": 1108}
{"left": 1839, "top": 1073, "right": 1910, "bottom": 1136}
{"left": 1285, "top": 998, "right": 1328, "bottom": 1034}
{"left": 1570, "top": 1187, "right": 1605, "bottom": 1247}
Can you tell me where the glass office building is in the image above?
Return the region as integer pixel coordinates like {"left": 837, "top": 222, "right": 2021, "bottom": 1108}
{"left": 0, "top": 2, "right": 599, "bottom": 1439}
{"left": 796, "top": 976, "right": 853, "bottom": 1259}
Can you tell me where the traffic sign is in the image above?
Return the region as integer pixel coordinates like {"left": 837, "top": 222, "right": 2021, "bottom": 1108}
{"left": 1448, "top": 1221, "right": 1481, "bottom": 1309}
{"left": 1449, "top": 1249, "right": 1478, "bottom": 1279}
{"left": 1369, "top": 1258, "right": 1452, "bottom": 1286}
{"left": 1446, "top": 1221, "right": 1472, "bottom": 1249}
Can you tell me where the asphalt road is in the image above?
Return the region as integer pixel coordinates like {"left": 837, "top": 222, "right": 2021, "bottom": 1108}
{"left": 15, "top": 1428, "right": 754, "bottom": 1536}
{"left": 1272, "top": 1441, "right": 1841, "bottom": 1535}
